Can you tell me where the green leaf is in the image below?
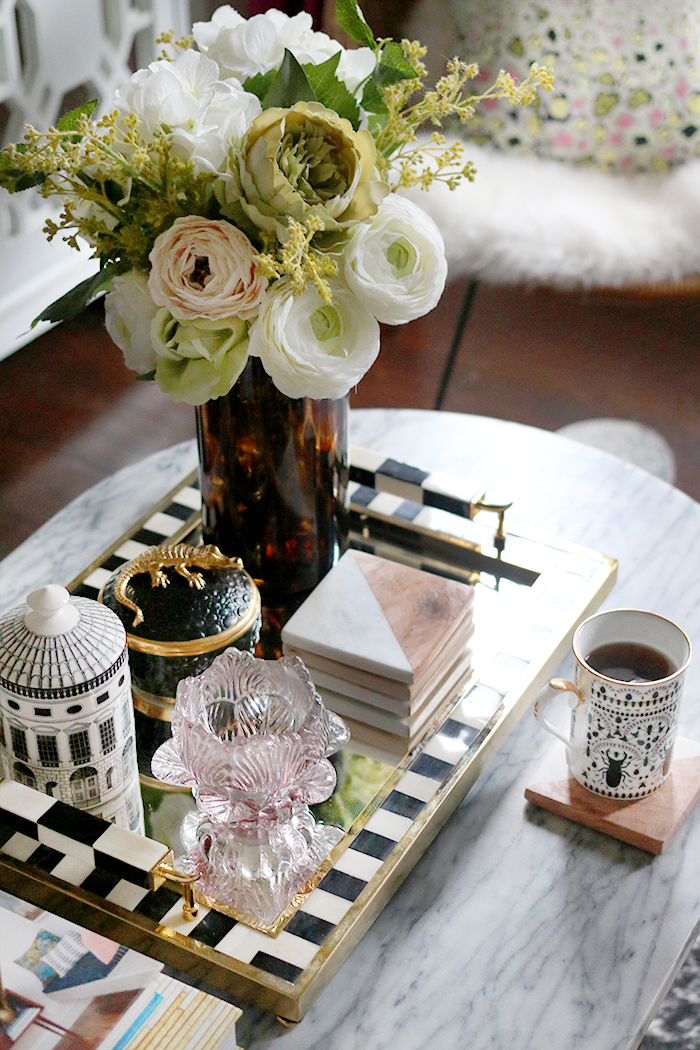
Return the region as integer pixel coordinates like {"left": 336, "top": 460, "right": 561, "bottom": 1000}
{"left": 303, "top": 53, "right": 360, "bottom": 127}
{"left": 361, "top": 79, "right": 387, "bottom": 115}
{"left": 373, "top": 41, "right": 419, "bottom": 87}
{"left": 262, "top": 50, "right": 317, "bottom": 109}
{"left": 57, "top": 100, "right": 98, "bottom": 133}
{"left": 135, "top": 370, "right": 156, "bottom": 382}
{"left": 31, "top": 265, "right": 116, "bottom": 327}
{"left": 243, "top": 69, "right": 277, "bottom": 103}
{"left": 336, "top": 0, "right": 375, "bottom": 50}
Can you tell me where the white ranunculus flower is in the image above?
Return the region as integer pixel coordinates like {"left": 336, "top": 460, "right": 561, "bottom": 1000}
{"left": 343, "top": 194, "right": 448, "bottom": 324}
{"left": 104, "top": 270, "right": 159, "bottom": 375}
{"left": 152, "top": 311, "right": 249, "bottom": 405}
{"left": 248, "top": 279, "right": 380, "bottom": 399}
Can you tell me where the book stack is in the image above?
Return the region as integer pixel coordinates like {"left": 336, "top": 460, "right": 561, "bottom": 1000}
{"left": 282, "top": 550, "right": 475, "bottom": 755}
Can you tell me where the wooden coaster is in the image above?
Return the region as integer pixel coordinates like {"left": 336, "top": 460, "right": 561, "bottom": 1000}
{"left": 524, "top": 736, "right": 700, "bottom": 854}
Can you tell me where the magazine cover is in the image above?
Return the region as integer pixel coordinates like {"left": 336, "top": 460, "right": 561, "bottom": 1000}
{"left": 0, "top": 890, "right": 241, "bottom": 1050}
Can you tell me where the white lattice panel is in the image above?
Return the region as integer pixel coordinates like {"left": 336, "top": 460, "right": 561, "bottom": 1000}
{"left": 0, "top": 0, "right": 197, "bottom": 360}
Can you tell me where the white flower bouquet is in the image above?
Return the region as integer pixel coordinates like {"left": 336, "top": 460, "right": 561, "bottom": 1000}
{"left": 0, "top": 0, "right": 551, "bottom": 406}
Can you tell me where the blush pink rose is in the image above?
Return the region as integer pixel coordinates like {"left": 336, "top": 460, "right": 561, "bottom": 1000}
{"left": 148, "top": 216, "right": 267, "bottom": 321}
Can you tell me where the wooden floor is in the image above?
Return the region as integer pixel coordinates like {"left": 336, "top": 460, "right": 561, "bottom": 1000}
{"left": 1, "top": 277, "right": 699, "bottom": 562}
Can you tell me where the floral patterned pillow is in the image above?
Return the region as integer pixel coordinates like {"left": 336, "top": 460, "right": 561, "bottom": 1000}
{"left": 440, "top": 0, "right": 700, "bottom": 171}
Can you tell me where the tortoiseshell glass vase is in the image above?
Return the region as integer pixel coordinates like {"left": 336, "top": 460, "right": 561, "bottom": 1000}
{"left": 195, "top": 358, "right": 349, "bottom": 645}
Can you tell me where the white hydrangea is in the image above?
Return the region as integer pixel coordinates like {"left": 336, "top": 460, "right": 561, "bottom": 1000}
{"left": 114, "top": 50, "right": 261, "bottom": 174}
{"left": 343, "top": 194, "right": 448, "bottom": 324}
{"left": 193, "top": 6, "right": 375, "bottom": 95}
{"left": 248, "top": 278, "right": 380, "bottom": 399}
{"left": 170, "top": 80, "right": 262, "bottom": 174}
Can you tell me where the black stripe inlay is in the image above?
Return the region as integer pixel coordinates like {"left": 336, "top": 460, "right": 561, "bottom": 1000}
{"left": 0, "top": 824, "right": 17, "bottom": 849}
{"left": 251, "top": 953, "right": 303, "bottom": 983}
{"left": 436, "top": 719, "right": 480, "bottom": 748}
{"left": 423, "top": 489, "right": 470, "bottom": 517}
{"left": 284, "top": 911, "right": 335, "bottom": 946}
{"left": 348, "top": 465, "right": 375, "bottom": 488}
{"left": 0, "top": 808, "right": 39, "bottom": 840}
{"left": 39, "top": 801, "right": 107, "bottom": 845}
{"left": 135, "top": 887, "right": 182, "bottom": 921}
{"left": 381, "top": 790, "right": 426, "bottom": 821}
{"left": 190, "top": 910, "right": 237, "bottom": 947}
{"left": 72, "top": 583, "right": 99, "bottom": 598}
{"left": 163, "top": 501, "right": 196, "bottom": 522}
{"left": 103, "top": 554, "right": 128, "bottom": 573}
{"left": 349, "top": 484, "right": 376, "bottom": 507}
{"left": 378, "top": 459, "right": 429, "bottom": 487}
{"left": 30, "top": 844, "right": 64, "bottom": 872}
{"left": 93, "top": 849, "right": 150, "bottom": 889}
{"left": 352, "top": 829, "right": 395, "bottom": 862}
{"left": 318, "top": 868, "right": 366, "bottom": 902}
{"left": 132, "top": 527, "right": 169, "bottom": 546}
{"left": 410, "top": 753, "right": 454, "bottom": 783}
{"left": 394, "top": 500, "right": 422, "bottom": 521}
{"left": 81, "top": 867, "right": 122, "bottom": 897}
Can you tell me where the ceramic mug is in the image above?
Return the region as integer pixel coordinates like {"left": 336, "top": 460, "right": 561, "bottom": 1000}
{"left": 535, "top": 609, "right": 691, "bottom": 799}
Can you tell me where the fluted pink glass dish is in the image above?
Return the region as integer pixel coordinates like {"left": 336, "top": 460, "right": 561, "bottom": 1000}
{"left": 151, "top": 648, "right": 349, "bottom": 926}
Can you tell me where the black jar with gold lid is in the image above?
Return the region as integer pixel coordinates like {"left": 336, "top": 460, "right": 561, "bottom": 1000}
{"left": 99, "top": 543, "right": 261, "bottom": 783}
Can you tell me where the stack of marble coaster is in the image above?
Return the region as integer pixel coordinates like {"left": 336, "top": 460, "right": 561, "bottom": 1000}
{"left": 282, "top": 549, "right": 474, "bottom": 755}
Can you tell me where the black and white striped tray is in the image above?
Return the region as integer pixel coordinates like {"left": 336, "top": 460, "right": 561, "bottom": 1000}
{"left": 0, "top": 448, "right": 618, "bottom": 1021}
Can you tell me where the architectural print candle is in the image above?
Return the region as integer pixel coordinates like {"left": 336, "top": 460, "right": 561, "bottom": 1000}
{"left": 0, "top": 586, "right": 142, "bottom": 830}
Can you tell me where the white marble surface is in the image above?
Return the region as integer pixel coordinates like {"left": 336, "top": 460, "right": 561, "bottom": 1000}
{"left": 3, "top": 409, "right": 700, "bottom": 1050}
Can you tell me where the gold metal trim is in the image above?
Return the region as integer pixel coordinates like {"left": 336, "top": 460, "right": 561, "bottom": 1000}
{"left": 154, "top": 860, "right": 199, "bottom": 921}
{"left": 132, "top": 685, "right": 175, "bottom": 721}
{"left": 148, "top": 848, "right": 175, "bottom": 892}
{"left": 1, "top": 543, "right": 617, "bottom": 1022}
{"left": 470, "top": 495, "right": 513, "bottom": 545}
{"left": 124, "top": 582, "right": 261, "bottom": 656}
{"left": 194, "top": 853, "right": 337, "bottom": 937}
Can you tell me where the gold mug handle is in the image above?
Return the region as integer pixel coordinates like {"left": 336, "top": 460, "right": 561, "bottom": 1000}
{"left": 534, "top": 678, "right": 585, "bottom": 747}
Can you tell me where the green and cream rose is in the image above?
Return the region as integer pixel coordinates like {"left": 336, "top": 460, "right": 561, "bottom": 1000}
{"left": 227, "top": 101, "right": 389, "bottom": 239}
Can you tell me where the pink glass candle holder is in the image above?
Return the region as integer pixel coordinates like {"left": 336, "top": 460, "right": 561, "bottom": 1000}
{"left": 151, "top": 648, "right": 349, "bottom": 925}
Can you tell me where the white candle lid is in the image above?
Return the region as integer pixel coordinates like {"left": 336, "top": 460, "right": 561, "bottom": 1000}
{"left": 24, "top": 585, "right": 80, "bottom": 636}
{"left": 0, "top": 587, "right": 126, "bottom": 694}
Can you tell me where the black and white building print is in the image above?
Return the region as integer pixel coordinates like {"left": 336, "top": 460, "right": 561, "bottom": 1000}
{"left": 0, "top": 587, "right": 141, "bottom": 829}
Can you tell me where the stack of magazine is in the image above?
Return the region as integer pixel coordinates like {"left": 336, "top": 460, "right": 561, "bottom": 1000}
{"left": 0, "top": 889, "right": 241, "bottom": 1050}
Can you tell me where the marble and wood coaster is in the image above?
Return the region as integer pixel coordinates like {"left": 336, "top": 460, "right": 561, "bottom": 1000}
{"left": 525, "top": 737, "right": 700, "bottom": 854}
{"left": 282, "top": 549, "right": 474, "bottom": 682}
{"left": 318, "top": 653, "right": 473, "bottom": 747}
{"left": 285, "top": 621, "right": 474, "bottom": 714}
{"left": 282, "top": 549, "right": 475, "bottom": 753}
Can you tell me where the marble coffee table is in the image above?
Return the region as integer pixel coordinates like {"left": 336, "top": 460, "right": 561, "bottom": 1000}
{"left": 2, "top": 408, "right": 700, "bottom": 1050}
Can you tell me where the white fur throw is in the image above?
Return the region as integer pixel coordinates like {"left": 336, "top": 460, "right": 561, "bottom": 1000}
{"left": 405, "top": 144, "right": 700, "bottom": 288}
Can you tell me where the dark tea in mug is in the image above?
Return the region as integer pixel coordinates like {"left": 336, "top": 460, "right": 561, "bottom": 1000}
{"left": 585, "top": 641, "right": 674, "bottom": 683}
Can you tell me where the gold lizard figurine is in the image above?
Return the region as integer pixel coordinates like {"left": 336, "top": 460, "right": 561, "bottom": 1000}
{"left": 113, "top": 544, "right": 243, "bottom": 627}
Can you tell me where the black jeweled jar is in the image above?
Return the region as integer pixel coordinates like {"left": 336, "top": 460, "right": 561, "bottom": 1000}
{"left": 99, "top": 543, "right": 261, "bottom": 782}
